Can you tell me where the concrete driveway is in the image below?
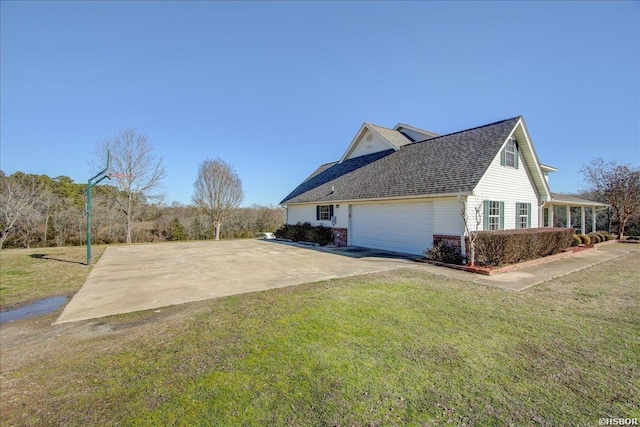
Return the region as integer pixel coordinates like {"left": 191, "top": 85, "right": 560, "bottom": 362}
{"left": 54, "top": 240, "right": 410, "bottom": 324}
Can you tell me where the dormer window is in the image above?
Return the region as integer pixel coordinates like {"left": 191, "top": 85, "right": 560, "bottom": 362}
{"left": 501, "top": 138, "right": 519, "bottom": 169}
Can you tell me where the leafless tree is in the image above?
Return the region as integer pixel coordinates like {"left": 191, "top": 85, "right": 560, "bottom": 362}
{"left": 192, "top": 158, "right": 244, "bottom": 240}
{"left": 93, "top": 128, "right": 166, "bottom": 243}
{"left": 580, "top": 158, "right": 640, "bottom": 239}
{"left": 40, "top": 190, "right": 57, "bottom": 245}
{"left": 0, "top": 173, "right": 45, "bottom": 249}
{"left": 458, "top": 195, "right": 483, "bottom": 266}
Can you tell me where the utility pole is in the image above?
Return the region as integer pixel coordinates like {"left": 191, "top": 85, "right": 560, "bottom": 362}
{"left": 84, "top": 151, "right": 111, "bottom": 266}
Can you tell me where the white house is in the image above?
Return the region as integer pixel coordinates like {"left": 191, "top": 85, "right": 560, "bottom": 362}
{"left": 280, "top": 116, "right": 605, "bottom": 256}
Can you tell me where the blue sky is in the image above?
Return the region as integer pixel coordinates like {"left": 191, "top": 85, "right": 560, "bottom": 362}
{"left": 1, "top": 1, "right": 638, "bottom": 206}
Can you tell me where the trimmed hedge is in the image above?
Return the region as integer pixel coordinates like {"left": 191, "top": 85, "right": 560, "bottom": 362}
{"left": 473, "top": 227, "right": 574, "bottom": 267}
{"left": 275, "top": 222, "right": 333, "bottom": 246}
{"left": 579, "top": 234, "right": 591, "bottom": 245}
{"left": 572, "top": 234, "right": 582, "bottom": 247}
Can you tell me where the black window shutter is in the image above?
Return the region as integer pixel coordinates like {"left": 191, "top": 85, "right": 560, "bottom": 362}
{"left": 316, "top": 206, "right": 320, "bottom": 221}
{"left": 330, "top": 205, "right": 334, "bottom": 218}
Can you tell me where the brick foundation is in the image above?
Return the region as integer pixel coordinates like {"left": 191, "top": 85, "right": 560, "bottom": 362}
{"left": 332, "top": 228, "right": 348, "bottom": 247}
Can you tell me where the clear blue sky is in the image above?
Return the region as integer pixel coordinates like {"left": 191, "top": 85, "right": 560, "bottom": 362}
{"left": 1, "top": 1, "right": 638, "bottom": 206}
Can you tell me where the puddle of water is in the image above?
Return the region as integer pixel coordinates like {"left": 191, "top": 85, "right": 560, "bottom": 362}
{"left": 0, "top": 296, "right": 67, "bottom": 324}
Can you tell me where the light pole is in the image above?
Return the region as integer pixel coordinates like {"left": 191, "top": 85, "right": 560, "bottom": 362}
{"left": 84, "top": 151, "right": 111, "bottom": 266}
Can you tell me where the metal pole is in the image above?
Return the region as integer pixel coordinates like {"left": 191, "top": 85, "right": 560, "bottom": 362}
{"left": 86, "top": 183, "right": 92, "bottom": 266}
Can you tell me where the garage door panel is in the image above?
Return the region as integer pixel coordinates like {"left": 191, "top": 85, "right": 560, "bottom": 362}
{"left": 351, "top": 203, "right": 433, "bottom": 255}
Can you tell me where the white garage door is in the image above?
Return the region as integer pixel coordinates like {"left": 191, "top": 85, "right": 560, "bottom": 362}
{"left": 350, "top": 203, "right": 434, "bottom": 255}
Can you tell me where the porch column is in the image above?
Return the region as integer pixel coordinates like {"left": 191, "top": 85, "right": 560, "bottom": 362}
{"left": 581, "top": 207, "right": 586, "bottom": 235}
{"left": 566, "top": 206, "right": 571, "bottom": 229}
{"left": 592, "top": 207, "right": 596, "bottom": 232}
{"left": 549, "top": 204, "right": 554, "bottom": 227}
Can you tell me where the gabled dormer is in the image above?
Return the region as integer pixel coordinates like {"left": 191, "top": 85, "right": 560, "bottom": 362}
{"left": 393, "top": 123, "right": 439, "bottom": 142}
{"left": 495, "top": 117, "right": 552, "bottom": 202}
{"left": 339, "top": 123, "right": 412, "bottom": 163}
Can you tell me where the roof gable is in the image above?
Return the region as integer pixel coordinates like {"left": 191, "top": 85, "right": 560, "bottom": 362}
{"left": 281, "top": 117, "right": 524, "bottom": 205}
{"left": 394, "top": 123, "right": 439, "bottom": 142}
{"left": 496, "top": 117, "right": 551, "bottom": 201}
{"left": 339, "top": 123, "right": 411, "bottom": 163}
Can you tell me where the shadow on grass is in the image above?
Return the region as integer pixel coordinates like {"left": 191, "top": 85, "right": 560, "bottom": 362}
{"left": 30, "top": 254, "right": 86, "bottom": 266}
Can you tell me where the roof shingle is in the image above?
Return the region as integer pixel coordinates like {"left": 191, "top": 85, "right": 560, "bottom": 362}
{"left": 281, "top": 117, "right": 521, "bottom": 205}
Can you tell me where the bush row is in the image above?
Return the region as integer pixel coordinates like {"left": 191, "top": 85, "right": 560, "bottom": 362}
{"left": 473, "top": 227, "right": 574, "bottom": 267}
{"left": 573, "top": 232, "right": 614, "bottom": 246}
{"left": 274, "top": 222, "right": 333, "bottom": 246}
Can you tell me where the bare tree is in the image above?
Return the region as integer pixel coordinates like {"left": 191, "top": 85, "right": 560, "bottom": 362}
{"left": 0, "top": 173, "right": 45, "bottom": 249}
{"left": 40, "top": 190, "right": 57, "bottom": 245}
{"left": 580, "top": 158, "right": 640, "bottom": 239}
{"left": 93, "top": 128, "right": 166, "bottom": 243}
{"left": 192, "top": 158, "right": 244, "bottom": 240}
{"left": 458, "top": 195, "right": 483, "bottom": 266}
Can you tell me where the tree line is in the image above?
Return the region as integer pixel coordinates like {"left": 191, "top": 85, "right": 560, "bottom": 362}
{"left": 1, "top": 128, "right": 283, "bottom": 250}
{"left": 0, "top": 170, "right": 283, "bottom": 249}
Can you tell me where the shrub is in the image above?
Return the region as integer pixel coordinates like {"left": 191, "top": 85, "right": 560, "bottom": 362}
{"left": 602, "top": 232, "right": 613, "bottom": 241}
{"left": 578, "top": 234, "right": 591, "bottom": 245}
{"left": 474, "top": 227, "right": 574, "bottom": 267}
{"left": 572, "top": 234, "right": 581, "bottom": 247}
{"left": 425, "top": 241, "right": 463, "bottom": 265}
{"left": 274, "top": 222, "right": 333, "bottom": 246}
{"left": 588, "top": 233, "right": 601, "bottom": 244}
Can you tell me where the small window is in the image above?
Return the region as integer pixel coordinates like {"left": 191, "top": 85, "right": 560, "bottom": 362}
{"left": 484, "top": 200, "right": 503, "bottom": 231}
{"left": 316, "top": 205, "right": 333, "bottom": 221}
{"left": 517, "top": 203, "right": 531, "bottom": 229}
{"left": 543, "top": 207, "right": 550, "bottom": 227}
{"left": 501, "top": 138, "right": 519, "bottom": 169}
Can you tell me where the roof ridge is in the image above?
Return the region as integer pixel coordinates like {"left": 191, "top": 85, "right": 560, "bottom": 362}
{"left": 408, "top": 116, "right": 521, "bottom": 145}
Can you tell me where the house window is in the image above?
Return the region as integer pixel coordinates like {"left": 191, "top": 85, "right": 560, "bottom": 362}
{"left": 543, "top": 207, "right": 550, "bottom": 227}
{"left": 316, "top": 205, "right": 333, "bottom": 221}
{"left": 500, "top": 138, "right": 519, "bottom": 169}
{"left": 516, "top": 202, "right": 531, "bottom": 229}
{"left": 484, "top": 200, "right": 504, "bottom": 231}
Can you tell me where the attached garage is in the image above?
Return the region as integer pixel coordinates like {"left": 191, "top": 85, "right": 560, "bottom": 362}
{"left": 350, "top": 202, "right": 434, "bottom": 255}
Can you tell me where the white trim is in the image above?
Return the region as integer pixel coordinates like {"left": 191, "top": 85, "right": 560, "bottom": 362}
{"left": 393, "top": 123, "right": 439, "bottom": 140}
{"left": 285, "top": 192, "right": 473, "bottom": 207}
{"left": 497, "top": 118, "right": 552, "bottom": 202}
{"left": 339, "top": 123, "right": 401, "bottom": 163}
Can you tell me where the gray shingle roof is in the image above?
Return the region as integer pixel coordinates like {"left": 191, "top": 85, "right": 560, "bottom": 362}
{"left": 281, "top": 117, "right": 521, "bottom": 205}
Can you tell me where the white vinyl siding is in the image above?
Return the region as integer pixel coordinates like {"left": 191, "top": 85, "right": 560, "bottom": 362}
{"left": 287, "top": 204, "right": 347, "bottom": 228}
{"left": 468, "top": 137, "right": 540, "bottom": 231}
{"left": 347, "top": 130, "right": 394, "bottom": 159}
{"left": 350, "top": 202, "right": 433, "bottom": 255}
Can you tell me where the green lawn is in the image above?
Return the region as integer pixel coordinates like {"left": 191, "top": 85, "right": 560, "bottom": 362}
{"left": 1, "top": 246, "right": 638, "bottom": 426}
{"left": 0, "top": 246, "right": 106, "bottom": 309}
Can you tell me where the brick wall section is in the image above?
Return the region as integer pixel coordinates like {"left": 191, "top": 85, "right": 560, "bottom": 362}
{"left": 332, "top": 228, "right": 348, "bottom": 247}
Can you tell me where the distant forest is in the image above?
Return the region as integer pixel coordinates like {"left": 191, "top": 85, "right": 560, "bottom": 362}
{"left": 0, "top": 171, "right": 284, "bottom": 249}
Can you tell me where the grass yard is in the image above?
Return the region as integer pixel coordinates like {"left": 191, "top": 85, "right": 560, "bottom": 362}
{"left": 0, "top": 246, "right": 638, "bottom": 426}
{"left": 0, "top": 246, "right": 106, "bottom": 309}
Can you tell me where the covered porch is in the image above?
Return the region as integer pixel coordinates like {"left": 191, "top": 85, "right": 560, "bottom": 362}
{"left": 541, "top": 193, "right": 608, "bottom": 234}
